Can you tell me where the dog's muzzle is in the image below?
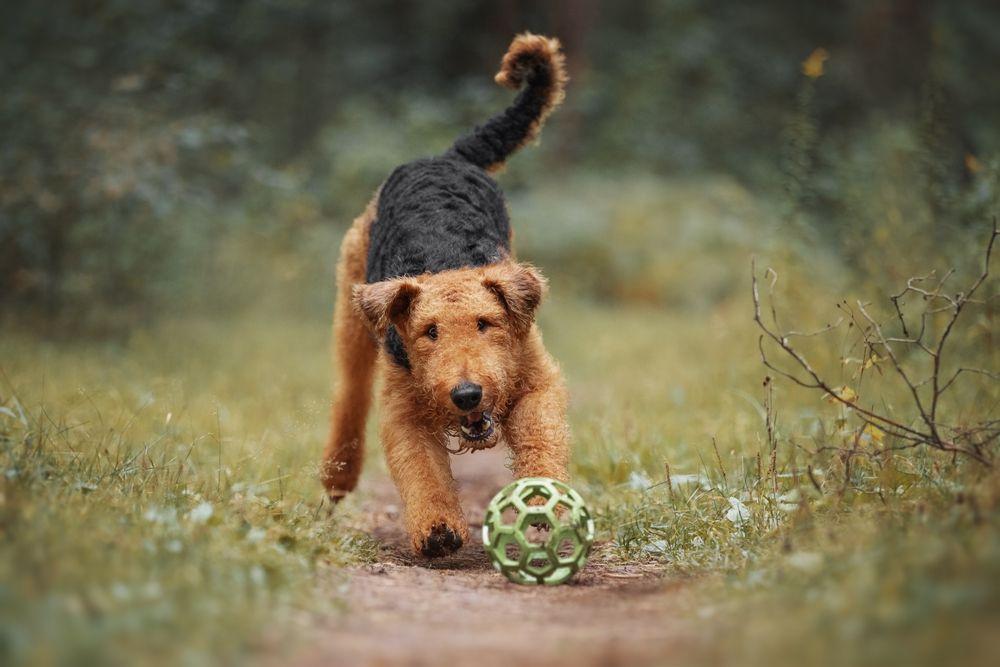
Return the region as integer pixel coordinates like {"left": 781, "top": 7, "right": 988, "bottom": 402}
{"left": 459, "top": 410, "right": 494, "bottom": 441}
{"left": 445, "top": 410, "right": 498, "bottom": 453}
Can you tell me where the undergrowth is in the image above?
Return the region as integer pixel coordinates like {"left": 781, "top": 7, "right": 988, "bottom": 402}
{"left": 0, "top": 320, "right": 378, "bottom": 665}
{"left": 0, "top": 177, "right": 996, "bottom": 665}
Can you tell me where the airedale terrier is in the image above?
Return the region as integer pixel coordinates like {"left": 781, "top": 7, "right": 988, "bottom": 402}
{"left": 321, "top": 33, "right": 570, "bottom": 557}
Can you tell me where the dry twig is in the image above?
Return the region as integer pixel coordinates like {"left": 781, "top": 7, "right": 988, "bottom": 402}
{"left": 752, "top": 219, "right": 998, "bottom": 466}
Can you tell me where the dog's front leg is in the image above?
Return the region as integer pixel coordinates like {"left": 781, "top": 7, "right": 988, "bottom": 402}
{"left": 381, "top": 392, "right": 468, "bottom": 557}
{"left": 504, "top": 368, "right": 571, "bottom": 482}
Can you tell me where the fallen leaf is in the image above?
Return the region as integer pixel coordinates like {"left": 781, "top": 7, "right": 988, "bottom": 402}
{"left": 860, "top": 423, "right": 885, "bottom": 446}
{"left": 802, "top": 48, "right": 829, "bottom": 79}
{"left": 965, "top": 153, "right": 984, "bottom": 174}
{"left": 825, "top": 386, "right": 858, "bottom": 404}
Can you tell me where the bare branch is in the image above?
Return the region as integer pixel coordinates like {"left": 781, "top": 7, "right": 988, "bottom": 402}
{"left": 854, "top": 299, "right": 934, "bottom": 434}
{"left": 930, "top": 220, "right": 998, "bottom": 425}
{"left": 939, "top": 367, "right": 1000, "bottom": 396}
{"left": 750, "top": 221, "right": 998, "bottom": 468}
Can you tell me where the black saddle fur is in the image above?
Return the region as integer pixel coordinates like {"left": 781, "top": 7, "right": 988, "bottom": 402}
{"left": 364, "top": 41, "right": 558, "bottom": 284}
{"left": 365, "top": 158, "right": 510, "bottom": 284}
{"left": 361, "top": 38, "right": 560, "bottom": 369}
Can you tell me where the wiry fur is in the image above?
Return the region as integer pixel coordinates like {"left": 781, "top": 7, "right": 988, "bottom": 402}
{"left": 448, "top": 33, "right": 567, "bottom": 173}
{"left": 321, "top": 33, "right": 570, "bottom": 558}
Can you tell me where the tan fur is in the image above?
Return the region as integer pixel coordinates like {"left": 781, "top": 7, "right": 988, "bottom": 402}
{"left": 323, "top": 253, "right": 571, "bottom": 555}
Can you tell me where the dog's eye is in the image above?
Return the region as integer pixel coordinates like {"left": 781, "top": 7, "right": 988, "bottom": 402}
{"left": 425, "top": 324, "right": 438, "bottom": 340}
{"left": 477, "top": 318, "right": 491, "bottom": 332}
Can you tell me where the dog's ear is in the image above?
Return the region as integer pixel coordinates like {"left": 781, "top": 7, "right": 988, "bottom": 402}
{"left": 352, "top": 279, "right": 421, "bottom": 337}
{"left": 482, "top": 263, "right": 547, "bottom": 335}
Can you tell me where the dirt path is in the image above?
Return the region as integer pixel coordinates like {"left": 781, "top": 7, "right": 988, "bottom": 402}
{"left": 291, "top": 449, "right": 701, "bottom": 666}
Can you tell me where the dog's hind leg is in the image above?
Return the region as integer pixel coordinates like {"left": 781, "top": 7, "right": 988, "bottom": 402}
{"left": 321, "top": 200, "right": 378, "bottom": 502}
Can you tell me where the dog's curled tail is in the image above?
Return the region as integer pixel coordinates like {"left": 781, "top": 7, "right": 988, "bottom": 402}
{"left": 446, "top": 33, "right": 567, "bottom": 172}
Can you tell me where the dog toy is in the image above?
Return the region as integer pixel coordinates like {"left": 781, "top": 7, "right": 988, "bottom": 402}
{"left": 482, "top": 477, "right": 595, "bottom": 585}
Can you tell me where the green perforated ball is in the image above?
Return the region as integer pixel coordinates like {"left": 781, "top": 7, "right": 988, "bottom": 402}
{"left": 482, "top": 477, "right": 595, "bottom": 585}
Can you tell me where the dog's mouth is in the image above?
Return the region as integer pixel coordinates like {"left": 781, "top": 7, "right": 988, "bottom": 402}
{"left": 458, "top": 410, "right": 494, "bottom": 442}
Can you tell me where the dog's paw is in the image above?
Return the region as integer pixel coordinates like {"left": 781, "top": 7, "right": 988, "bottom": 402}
{"left": 418, "top": 522, "right": 464, "bottom": 558}
{"left": 326, "top": 489, "right": 349, "bottom": 507}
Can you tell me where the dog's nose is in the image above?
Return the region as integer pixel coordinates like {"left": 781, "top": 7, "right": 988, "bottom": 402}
{"left": 450, "top": 381, "right": 483, "bottom": 411}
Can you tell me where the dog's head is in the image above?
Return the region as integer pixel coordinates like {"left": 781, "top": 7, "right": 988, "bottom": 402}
{"left": 353, "top": 261, "right": 546, "bottom": 442}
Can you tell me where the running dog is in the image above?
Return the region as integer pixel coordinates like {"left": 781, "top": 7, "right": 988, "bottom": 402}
{"left": 321, "top": 33, "right": 570, "bottom": 557}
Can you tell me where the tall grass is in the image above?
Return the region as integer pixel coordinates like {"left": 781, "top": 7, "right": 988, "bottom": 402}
{"left": 0, "top": 319, "right": 378, "bottom": 665}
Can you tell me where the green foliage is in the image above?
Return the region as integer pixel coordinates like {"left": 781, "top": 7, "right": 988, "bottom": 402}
{"left": 3, "top": 1, "right": 1000, "bottom": 327}
{"left": 0, "top": 2, "right": 998, "bottom": 664}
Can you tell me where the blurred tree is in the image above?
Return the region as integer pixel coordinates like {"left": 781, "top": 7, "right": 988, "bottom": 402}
{"left": 0, "top": 0, "right": 997, "bottom": 329}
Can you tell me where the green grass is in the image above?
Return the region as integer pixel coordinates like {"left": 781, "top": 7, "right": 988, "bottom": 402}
{"left": 4, "top": 295, "right": 997, "bottom": 665}
{"left": 1, "top": 175, "right": 997, "bottom": 665}
{"left": 0, "top": 318, "right": 379, "bottom": 665}
{"left": 707, "top": 494, "right": 1000, "bottom": 667}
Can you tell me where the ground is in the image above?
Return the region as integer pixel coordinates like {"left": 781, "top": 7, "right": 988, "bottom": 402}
{"left": 290, "top": 448, "right": 691, "bottom": 667}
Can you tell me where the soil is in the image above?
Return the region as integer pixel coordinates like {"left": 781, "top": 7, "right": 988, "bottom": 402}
{"left": 289, "top": 448, "right": 702, "bottom": 667}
